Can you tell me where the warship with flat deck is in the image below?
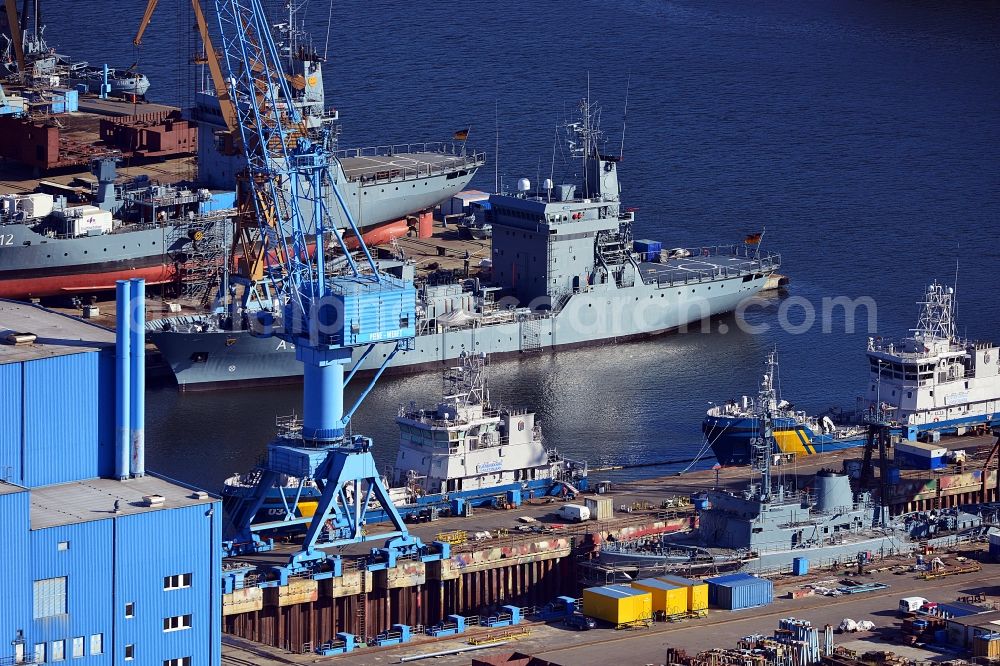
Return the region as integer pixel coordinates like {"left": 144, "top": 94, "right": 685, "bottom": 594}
{"left": 148, "top": 100, "right": 781, "bottom": 389}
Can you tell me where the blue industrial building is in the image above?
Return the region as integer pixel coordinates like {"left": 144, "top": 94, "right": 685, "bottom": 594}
{"left": 0, "top": 281, "right": 221, "bottom": 665}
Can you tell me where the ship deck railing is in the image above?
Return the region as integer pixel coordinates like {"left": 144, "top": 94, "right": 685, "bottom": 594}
{"left": 642, "top": 246, "right": 781, "bottom": 288}
{"left": 332, "top": 142, "right": 486, "bottom": 184}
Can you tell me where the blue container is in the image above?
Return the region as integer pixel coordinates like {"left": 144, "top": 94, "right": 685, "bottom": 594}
{"left": 62, "top": 88, "right": 79, "bottom": 112}
{"left": 706, "top": 573, "right": 773, "bottom": 610}
{"left": 633, "top": 239, "right": 662, "bottom": 262}
{"left": 792, "top": 557, "right": 809, "bottom": 576}
{"left": 690, "top": 493, "right": 709, "bottom": 510}
{"left": 887, "top": 466, "right": 901, "bottom": 485}
{"left": 75, "top": 83, "right": 89, "bottom": 94}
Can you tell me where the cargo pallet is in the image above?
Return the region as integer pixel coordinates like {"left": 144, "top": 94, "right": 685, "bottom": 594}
{"left": 921, "top": 562, "right": 981, "bottom": 580}
{"left": 617, "top": 617, "right": 653, "bottom": 630}
{"left": 468, "top": 628, "right": 531, "bottom": 645}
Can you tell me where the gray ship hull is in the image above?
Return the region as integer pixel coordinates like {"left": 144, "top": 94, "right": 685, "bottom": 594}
{"left": 149, "top": 269, "right": 772, "bottom": 389}
{"left": 0, "top": 219, "right": 220, "bottom": 298}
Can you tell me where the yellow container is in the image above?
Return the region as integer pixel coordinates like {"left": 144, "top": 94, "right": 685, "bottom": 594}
{"left": 582, "top": 585, "right": 652, "bottom": 626}
{"left": 631, "top": 579, "right": 687, "bottom": 616}
{"left": 656, "top": 575, "right": 709, "bottom": 612}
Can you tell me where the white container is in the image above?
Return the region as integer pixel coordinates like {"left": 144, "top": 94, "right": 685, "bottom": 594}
{"left": 23, "top": 192, "right": 54, "bottom": 218}
{"left": 558, "top": 504, "right": 591, "bottom": 523}
{"left": 57, "top": 205, "right": 112, "bottom": 237}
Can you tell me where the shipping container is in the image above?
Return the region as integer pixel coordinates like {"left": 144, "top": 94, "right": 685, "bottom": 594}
{"left": 633, "top": 239, "right": 662, "bottom": 262}
{"left": 656, "top": 575, "right": 708, "bottom": 612}
{"left": 973, "top": 633, "right": 1000, "bottom": 659}
{"left": 584, "top": 496, "right": 613, "bottom": 521}
{"left": 631, "top": 579, "right": 687, "bottom": 616}
{"left": 894, "top": 450, "right": 946, "bottom": 470}
{"left": 706, "top": 573, "right": 773, "bottom": 611}
{"left": 582, "top": 585, "right": 652, "bottom": 626}
{"left": 792, "top": 557, "right": 809, "bottom": 576}
{"left": 896, "top": 440, "right": 947, "bottom": 459}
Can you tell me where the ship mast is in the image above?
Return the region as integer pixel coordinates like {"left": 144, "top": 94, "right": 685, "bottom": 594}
{"left": 751, "top": 351, "right": 781, "bottom": 503}
{"left": 912, "top": 281, "right": 956, "bottom": 343}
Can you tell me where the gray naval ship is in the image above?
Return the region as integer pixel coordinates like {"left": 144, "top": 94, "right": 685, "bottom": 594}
{"left": 148, "top": 101, "right": 782, "bottom": 389}
{"left": 189, "top": 17, "right": 484, "bottom": 230}
{"left": 600, "top": 352, "right": 912, "bottom": 574}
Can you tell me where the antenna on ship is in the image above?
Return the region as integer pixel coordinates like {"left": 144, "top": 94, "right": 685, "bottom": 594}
{"left": 952, "top": 255, "right": 959, "bottom": 329}
{"left": 620, "top": 71, "right": 630, "bottom": 160}
{"left": 494, "top": 100, "right": 500, "bottom": 193}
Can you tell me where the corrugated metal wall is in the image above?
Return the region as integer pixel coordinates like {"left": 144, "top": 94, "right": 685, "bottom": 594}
{"left": 29, "top": 519, "right": 114, "bottom": 662}
{"left": 0, "top": 363, "right": 23, "bottom": 485}
{"left": 0, "top": 490, "right": 32, "bottom": 663}
{"left": 16, "top": 350, "right": 115, "bottom": 487}
{"left": 115, "top": 503, "right": 222, "bottom": 666}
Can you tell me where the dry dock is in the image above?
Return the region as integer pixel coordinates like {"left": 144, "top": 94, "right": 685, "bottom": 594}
{"left": 218, "top": 431, "right": 1000, "bottom": 655}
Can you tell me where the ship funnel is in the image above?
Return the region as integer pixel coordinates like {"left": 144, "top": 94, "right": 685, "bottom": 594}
{"left": 814, "top": 469, "right": 853, "bottom": 513}
{"left": 129, "top": 279, "right": 146, "bottom": 477}
{"left": 114, "top": 281, "right": 131, "bottom": 480}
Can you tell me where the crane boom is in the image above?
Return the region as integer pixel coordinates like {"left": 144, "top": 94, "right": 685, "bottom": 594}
{"left": 4, "top": 0, "right": 26, "bottom": 75}
{"left": 134, "top": 0, "right": 239, "bottom": 134}
{"left": 214, "top": 0, "right": 427, "bottom": 567}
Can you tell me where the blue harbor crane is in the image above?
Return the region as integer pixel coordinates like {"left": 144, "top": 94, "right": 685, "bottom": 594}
{"left": 212, "top": 0, "right": 437, "bottom": 573}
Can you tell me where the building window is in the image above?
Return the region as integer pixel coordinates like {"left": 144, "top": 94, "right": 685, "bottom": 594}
{"left": 163, "top": 573, "right": 193, "bottom": 590}
{"left": 163, "top": 659, "right": 192, "bottom": 666}
{"left": 125, "top": 644, "right": 135, "bottom": 661}
{"left": 125, "top": 602, "right": 135, "bottom": 618}
{"left": 52, "top": 640, "right": 65, "bottom": 661}
{"left": 89, "top": 634, "right": 103, "bottom": 656}
{"left": 57, "top": 541, "right": 70, "bottom": 551}
{"left": 33, "top": 576, "right": 67, "bottom": 618}
{"left": 34, "top": 644, "right": 46, "bottom": 663}
{"left": 163, "top": 614, "right": 192, "bottom": 632}
{"left": 71, "top": 637, "right": 84, "bottom": 659}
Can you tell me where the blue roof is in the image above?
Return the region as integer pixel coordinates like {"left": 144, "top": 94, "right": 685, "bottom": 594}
{"left": 707, "top": 573, "right": 770, "bottom": 587}
{"left": 585, "top": 584, "right": 646, "bottom": 599}
{"left": 633, "top": 579, "right": 680, "bottom": 591}
{"left": 657, "top": 574, "right": 701, "bottom": 587}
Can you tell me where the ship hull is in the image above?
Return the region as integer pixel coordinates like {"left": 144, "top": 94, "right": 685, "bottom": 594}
{"left": 0, "top": 221, "right": 201, "bottom": 299}
{"left": 150, "top": 271, "right": 773, "bottom": 389}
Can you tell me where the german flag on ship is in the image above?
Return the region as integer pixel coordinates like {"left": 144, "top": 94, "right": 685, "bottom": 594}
{"left": 744, "top": 232, "right": 762, "bottom": 245}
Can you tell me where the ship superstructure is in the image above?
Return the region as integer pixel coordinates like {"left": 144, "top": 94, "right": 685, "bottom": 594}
{"left": 394, "top": 352, "right": 587, "bottom": 496}
{"left": 865, "top": 282, "right": 1000, "bottom": 432}
{"left": 705, "top": 283, "right": 1000, "bottom": 464}
{"left": 0, "top": 157, "right": 232, "bottom": 299}
{"left": 149, "top": 100, "right": 781, "bottom": 389}
{"left": 222, "top": 352, "right": 588, "bottom": 526}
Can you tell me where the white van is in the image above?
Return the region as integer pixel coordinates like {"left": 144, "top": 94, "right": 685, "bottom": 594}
{"left": 898, "top": 596, "right": 929, "bottom": 615}
{"left": 558, "top": 504, "right": 591, "bottom": 523}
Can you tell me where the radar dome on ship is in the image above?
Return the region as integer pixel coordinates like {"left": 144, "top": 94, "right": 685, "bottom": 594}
{"left": 517, "top": 178, "right": 531, "bottom": 193}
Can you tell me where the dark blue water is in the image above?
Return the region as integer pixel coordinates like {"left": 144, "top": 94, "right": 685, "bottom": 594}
{"left": 40, "top": 1, "right": 1000, "bottom": 490}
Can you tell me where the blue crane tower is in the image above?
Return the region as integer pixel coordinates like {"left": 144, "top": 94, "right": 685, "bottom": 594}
{"left": 212, "top": 0, "right": 434, "bottom": 572}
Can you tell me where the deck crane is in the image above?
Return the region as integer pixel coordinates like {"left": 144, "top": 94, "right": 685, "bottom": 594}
{"left": 211, "top": 0, "right": 439, "bottom": 574}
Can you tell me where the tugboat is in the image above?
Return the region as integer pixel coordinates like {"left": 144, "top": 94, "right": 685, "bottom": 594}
{"left": 705, "top": 282, "right": 1000, "bottom": 465}
{"left": 149, "top": 99, "right": 781, "bottom": 389}
{"left": 221, "top": 352, "right": 588, "bottom": 526}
